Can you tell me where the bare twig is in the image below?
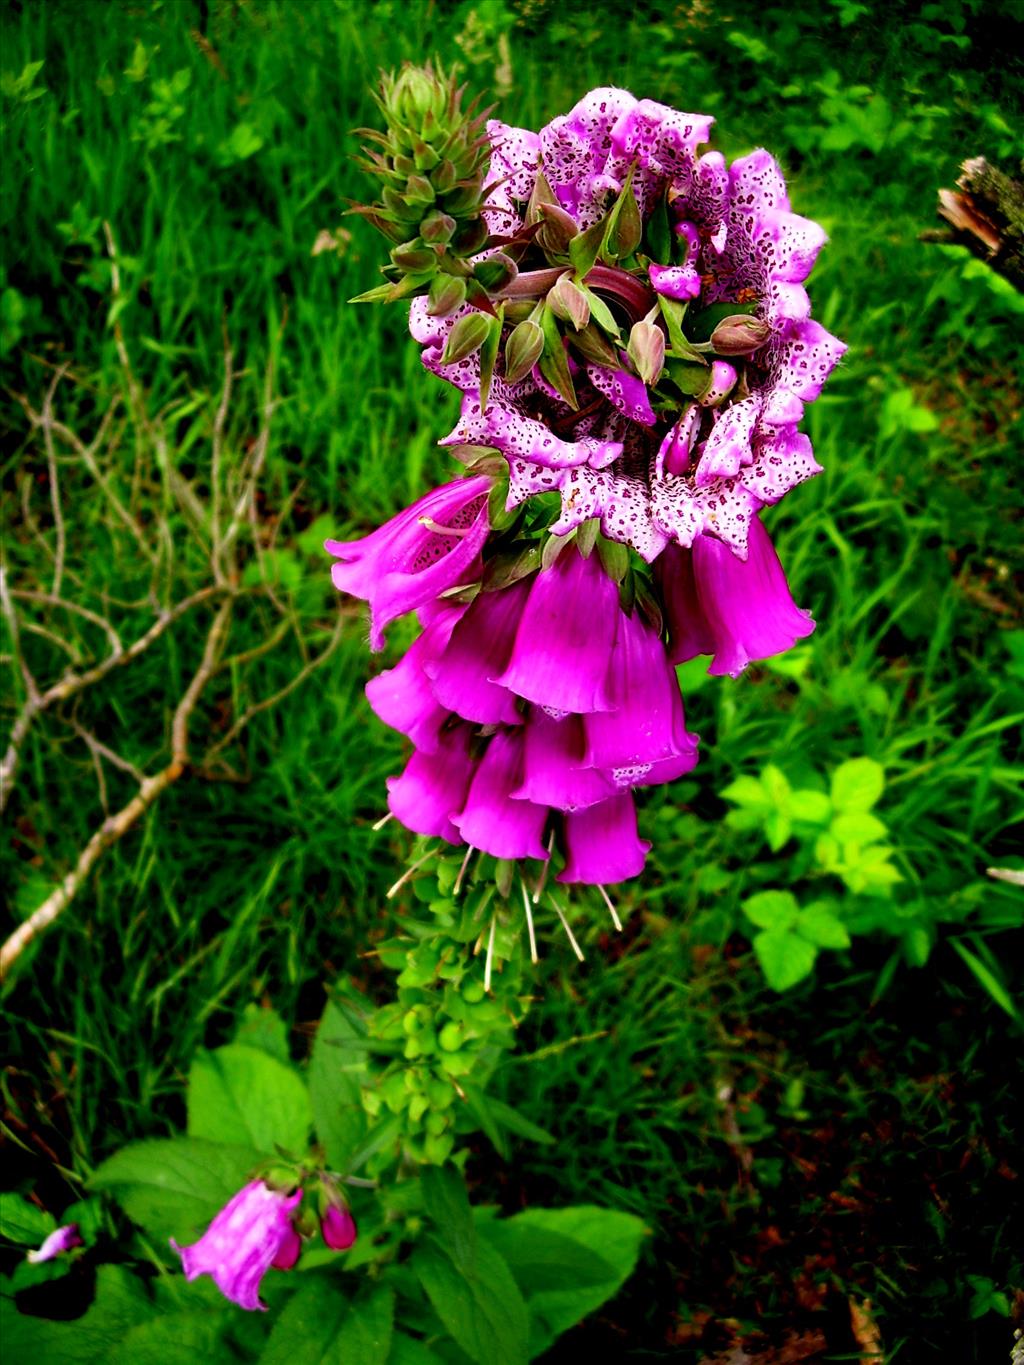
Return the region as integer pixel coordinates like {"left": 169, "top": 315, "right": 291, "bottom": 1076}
{"left": 42, "top": 368, "right": 68, "bottom": 598}
{"left": 0, "top": 597, "right": 234, "bottom": 980}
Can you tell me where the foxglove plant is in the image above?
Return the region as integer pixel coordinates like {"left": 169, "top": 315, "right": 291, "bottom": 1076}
{"left": 330, "top": 65, "right": 842, "bottom": 923}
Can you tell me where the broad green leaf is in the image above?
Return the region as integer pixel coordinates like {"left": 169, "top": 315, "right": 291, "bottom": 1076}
{"left": 0, "top": 1192, "right": 55, "bottom": 1245}
{"left": 0, "top": 1265, "right": 149, "bottom": 1363}
{"left": 421, "top": 1166, "right": 476, "bottom": 1277}
{"left": 796, "top": 905, "right": 851, "bottom": 950}
{"left": 790, "top": 789, "right": 832, "bottom": 825}
{"left": 234, "top": 1003, "right": 291, "bottom": 1062}
{"left": 478, "top": 1206, "right": 645, "bottom": 1357}
{"left": 764, "top": 808, "right": 792, "bottom": 852}
{"left": 830, "top": 757, "right": 885, "bottom": 813}
{"left": 831, "top": 811, "right": 888, "bottom": 845}
{"left": 753, "top": 928, "right": 818, "bottom": 991}
{"left": 309, "top": 999, "right": 369, "bottom": 1171}
{"left": 188, "top": 1044, "right": 312, "bottom": 1155}
{"left": 720, "top": 776, "right": 767, "bottom": 809}
{"left": 386, "top": 1333, "right": 446, "bottom": 1365}
{"left": 90, "top": 1137, "right": 262, "bottom": 1243}
{"left": 107, "top": 1313, "right": 228, "bottom": 1364}
{"left": 411, "top": 1236, "right": 528, "bottom": 1365}
{"left": 761, "top": 764, "right": 792, "bottom": 806}
{"left": 260, "top": 1277, "right": 394, "bottom": 1365}
{"left": 742, "top": 890, "right": 800, "bottom": 931}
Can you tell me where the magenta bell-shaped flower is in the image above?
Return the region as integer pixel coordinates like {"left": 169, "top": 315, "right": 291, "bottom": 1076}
{"left": 27, "top": 1223, "right": 82, "bottom": 1264}
{"left": 170, "top": 1179, "right": 302, "bottom": 1312}
{"left": 557, "top": 793, "right": 651, "bottom": 885}
{"left": 659, "top": 516, "right": 814, "bottom": 676}
{"left": 365, "top": 603, "right": 465, "bottom": 753}
{"left": 495, "top": 546, "right": 620, "bottom": 714}
{"left": 583, "top": 607, "right": 698, "bottom": 771}
{"left": 512, "top": 709, "right": 616, "bottom": 812}
{"left": 387, "top": 724, "right": 476, "bottom": 844}
{"left": 326, "top": 476, "right": 491, "bottom": 650}
{"left": 321, "top": 1202, "right": 358, "bottom": 1251}
{"left": 453, "top": 728, "right": 549, "bottom": 860}
{"left": 428, "top": 577, "right": 529, "bottom": 726}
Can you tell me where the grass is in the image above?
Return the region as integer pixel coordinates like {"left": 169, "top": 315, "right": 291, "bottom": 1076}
{"left": 2, "top": 0, "right": 1022, "bottom": 1360}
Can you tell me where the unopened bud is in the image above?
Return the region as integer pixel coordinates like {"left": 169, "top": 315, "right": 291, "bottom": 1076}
{"left": 709, "top": 314, "right": 772, "bottom": 356}
{"left": 548, "top": 273, "right": 590, "bottom": 331}
{"left": 504, "top": 319, "right": 545, "bottom": 384}
{"left": 473, "top": 252, "right": 517, "bottom": 292}
{"left": 404, "top": 174, "right": 436, "bottom": 207}
{"left": 427, "top": 273, "right": 468, "bottom": 316}
{"left": 536, "top": 201, "right": 579, "bottom": 255}
{"left": 390, "top": 240, "right": 437, "bottom": 272}
{"left": 420, "top": 209, "right": 456, "bottom": 244}
{"left": 627, "top": 319, "right": 666, "bottom": 386}
{"left": 439, "top": 311, "right": 492, "bottom": 365}
{"left": 386, "top": 65, "right": 448, "bottom": 131}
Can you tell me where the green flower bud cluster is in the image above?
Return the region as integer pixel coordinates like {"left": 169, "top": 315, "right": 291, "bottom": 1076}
{"left": 362, "top": 854, "right": 530, "bottom": 1166}
{"left": 350, "top": 62, "right": 495, "bottom": 306}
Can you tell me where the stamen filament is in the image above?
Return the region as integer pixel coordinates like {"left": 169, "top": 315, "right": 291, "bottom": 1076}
{"left": 372, "top": 811, "right": 394, "bottom": 831}
{"left": 598, "top": 883, "right": 623, "bottom": 932}
{"left": 386, "top": 846, "right": 439, "bottom": 899}
{"left": 550, "top": 895, "right": 585, "bottom": 962}
{"left": 417, "top": 516, "right": 473, "bottom": 537}
{"left": 484, "top": 915, "right": 497, "bottom": 993}
{"left": 453, "top": 844, "right": 474, "bottom": 896}
{"left": 519, "top": 876, "right": 538, "bottom": 964}
{"left": 533, "top": 829, "right": 556, "bottom": 905}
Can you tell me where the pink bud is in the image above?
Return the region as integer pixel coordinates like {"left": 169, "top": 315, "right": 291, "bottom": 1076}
{"left": 321, "top": 1203, "right": 358, "bottom": 1251}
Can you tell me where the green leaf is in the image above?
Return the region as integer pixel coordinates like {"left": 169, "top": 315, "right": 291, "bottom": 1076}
{"left": 90, "top": 1137, "right": 262, "bottom": 1243}
{"left": 386, "top": 1334, "right": 445, "bottom": 1365}
{"left": 830, "top": 757, "right": 885, "bottom": 813}
{"left": 479, "top": 1206, "right": 645, "bottom": 1357}
{"left": 753, "top": 928, "right": 818, "bottom": 992}
{"left": 411, "top": 1236, "right": 529, "bottom": 1365}
{"left": 309, "top": 999, "right": 369, "bottom": 1172}
{"left": 260, "top": 1277, "right": 394, "bottom": 1365}
{"left": 720, "top": 776, "right": 768, "bottom": 809}
{"left": 421, "top": 1166, "right": 477, "bottom": 1277}
{"left": 790, "top": 789, "right": 832, "bottom": 825}
{"left": 656, "top": 294, "right": 705, "bottom": 363}
{"left": 796, "top": 905, "right": 852, "bottom": 949}
{"left": 742, "top": 890, "right": 800, "bottom": 930}
{"left": 188, "top": 1044, "right": 312, "bottom": 1155}
{"left": 0, "top": 1265, "right": 149, "bottom": 1364}
{"left": 538, "top": 304, "right": 578, "bottom": 409}
{"left": 764, "top": 808, "right": 792, "bottom": 853}
{"left": 107, "top": 1313, "right": 229, "bottom": 1364}
{"left": 478, "top": 306, "right": 503, "bottom": 413}
{"left": 761, "top": 764, "right": 792, "bottom": 806}
{"left": 0, "top": 1192, "right": 55, "bottom": 1245}
{"left": 484, "top": 1097, "right": 556, "bottom": 1145}
{"left": 831, "top": 811, "right": 888, "bottom": 845}
{"left": 234, "top": 1003, "right": 291, "bottom": 1062}
{"left": 568, "top": 217, "right": 605, "bottom": 279}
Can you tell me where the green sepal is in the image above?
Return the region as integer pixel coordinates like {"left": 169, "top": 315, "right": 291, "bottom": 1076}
{"left": 504, "top": 317, "right": 545, "bottom": 384}
{"left": 427, "top": 273, "right": 468, "bottom": 316}
{"left": 568, "top": 216, "right": 607, "bottom": 279}
{"left": 645, "top": 187, "right": 673, "bottom": 265}
{"left": 596, "top": 535, "right": 630, "bottom": 585}
{"left": 663, "top": 356, "right": 713, "bottom": 397}
{"left": 566, "top": 320, "right": 620, "bottom": 368}
{"left": 482, "top": 542, "right": 542, "bottom": 592}
{"left": 579, "top": 285, "right": 621, "bottom": 341}
{"left": 538, "top": 304, "right": 578, "bottom": 409}
{"left": 478, "top": 305, "right": 504, "bottom": 414}
{"left": 541, "top": 531, "right": 573, "bottom": 571}
{"left": 633, "top": 575, "right": 664, "bottom": 635}
{"left": 602, "top": 167, "right": 642, "bottom": 262}
{"left": 576, "top": 517, "right": 600, "bottom": 558}
{"left": 657, "top": 294, "right": 706, "bottom": 364}
{"left": 348, "top": 270, "right": 434, "bottom": 304}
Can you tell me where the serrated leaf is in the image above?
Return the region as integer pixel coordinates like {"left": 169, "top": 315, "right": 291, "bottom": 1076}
{"left": 107, "top": 1313, "right": 228, "bottom": 1364}
{"left": 831, "top": 757, "right": 885, "bottom": 813}
{"left": 720, "top": 776, "right": 768, "bottom": 809}
{"left": 260, "top": 1277, "right": 394, "bottom": 1365}
{"left": 187, "top": 1044, "right": 312, "bottom": 1155}
{"left": 90, "top": 1137, "right": 263, "bottom": 1243}
{"left": 796, "top": 905, "right": 851, "bottom": 949}
{"left": 412, "top": 1236, "right": 529, "bottom": 1365}
{"left": 753, "top": 928, "right": 818, "bottom": 992}
{"left": 743, "top": 890, "right": 800, "bottom": 930}
{"left": 309, "top": 999, "right": 369, "bottom": 1172}
{"left": 0, "top": 1265, "right": 150, "bottom": 1364}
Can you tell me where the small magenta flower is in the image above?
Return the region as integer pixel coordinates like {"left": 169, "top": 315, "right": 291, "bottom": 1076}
{"left": 27, "top": 1223, "right": 82, "bottom": 1264}
{"left": 325, "top": 476, "right": 491, "bottom": 649}
{"left": 558, "top": 793, "right": 652, "bottom": 886}
{"left": 170, "top": 1179, "right": 302, "bottom": 1312}
{"left": 321, "top": 1202, "right": 358, "bottom": 1251}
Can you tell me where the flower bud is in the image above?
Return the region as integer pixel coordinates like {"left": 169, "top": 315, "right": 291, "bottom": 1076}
{"left": 427, "top": 273, "right": 468, "bottom": 316}
{"left": 385, "top": 65, "right": 448, "bottom": 132}
{"left": 439, "top": 311, "right": 492, "bottom": 365}
{"left": 548, "top": 273, "right": 590, "bottom": 331}
{"left": 321, "top": 1203, "right": 358, "bottom": 1251}
{"left": 473, "top": 252, "right": 517, "bottom": 292}
{"left": 709, "top": 314, "right": 772, "bottom": 356}
{"left": 536, "top": 201, "right": 579, "bottom": 255}
{"left": 390, "top": 241, "right": 437, "bottom": 272}
{"left": 627, "top": 319, "right": 666, "bottom": 386}
{"left": 504, "top": 319, "right": 545, "bottom": 384}
{"left": 420, "top": 209, "right": 456, "bottom": 244}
